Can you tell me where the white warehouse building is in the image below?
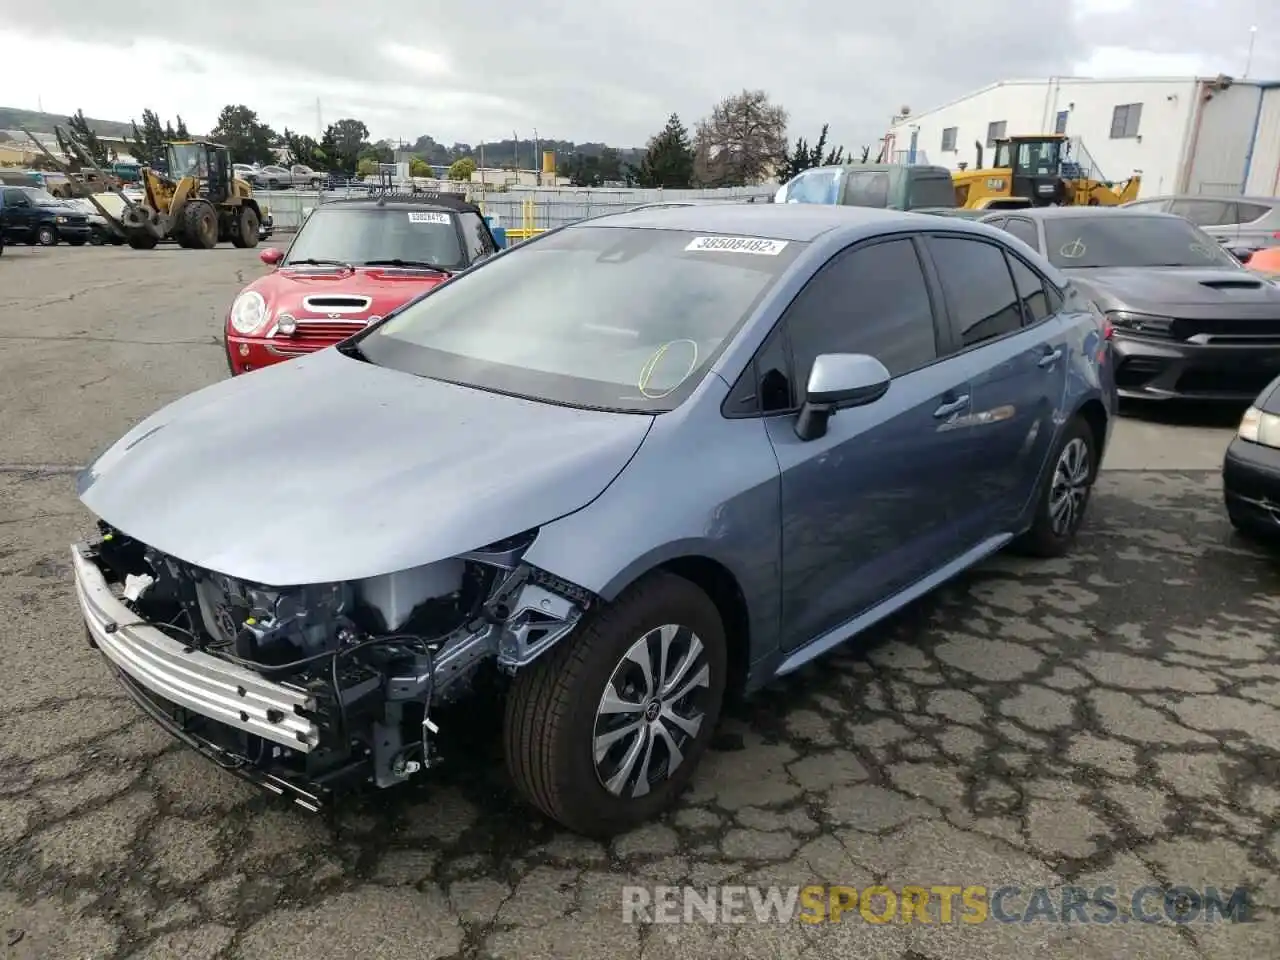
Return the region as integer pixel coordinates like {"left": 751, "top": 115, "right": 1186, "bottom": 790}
{"left": 888, "top": 76, "right": 1280, "bottom": 199}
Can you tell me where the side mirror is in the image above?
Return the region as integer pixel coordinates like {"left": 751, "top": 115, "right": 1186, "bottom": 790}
{"left": 795, "top": 353, "right": 891, "bottom": 441}
{"left": 260, "top": 247, "right": 283, "bottom": 266}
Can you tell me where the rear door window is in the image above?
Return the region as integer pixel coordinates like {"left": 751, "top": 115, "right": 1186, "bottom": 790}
{"left": 1168, "top": 199, "right": 1236, "bottom": 226}
{"left": 843, "top": 171, "right": 890, "bottom": 208}
{"left": 1001, "top": 217, "right": 1040, "bottom": 250}
{"left": 907, "top": 175, "right": 958, "bottom": 209}
{"left": 1008, "top": 255, "right": 1052, "bottom": 325}
{"left": 1236, "top": 202, "right": 1272, "bottom": 224}
{"left": 927, "top": 236, "right": 1023, "bottom": 348}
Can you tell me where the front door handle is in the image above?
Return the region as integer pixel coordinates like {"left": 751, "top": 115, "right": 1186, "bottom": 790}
{"left": 1038, "top": 347, "right": 1064, "bottom": 368}
{"left": 933, "top": 395, "right": 970, "bottom": 418}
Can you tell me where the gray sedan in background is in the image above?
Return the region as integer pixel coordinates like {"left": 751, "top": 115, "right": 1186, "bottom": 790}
{"left": 982, "top": 207, "right": 1280, "bottom": 401}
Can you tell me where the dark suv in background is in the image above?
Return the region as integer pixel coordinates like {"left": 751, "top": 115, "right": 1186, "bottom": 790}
{"left": 0, "top": 186, "right": 92, "bottom": 246}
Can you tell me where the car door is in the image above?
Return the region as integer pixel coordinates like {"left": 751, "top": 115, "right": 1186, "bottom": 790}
{"left": 2, "top": 189, "right": 32, "bottom": 239}
{"left": 756, "top": 235, "right": 977, "bottom": 651}
{"left": 922, "top": 234, "right": 1070, "bottom": 541}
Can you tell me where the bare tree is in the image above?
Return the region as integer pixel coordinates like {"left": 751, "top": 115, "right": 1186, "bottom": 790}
{"left": 693, "top": 89, "right": 789, "bottom": 187}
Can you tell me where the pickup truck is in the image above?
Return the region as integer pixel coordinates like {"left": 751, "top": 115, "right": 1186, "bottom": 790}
{"left": 0, "top": 185, "right": 92, "bottom": 246}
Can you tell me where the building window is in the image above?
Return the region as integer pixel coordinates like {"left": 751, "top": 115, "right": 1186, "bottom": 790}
{"left": 940, "top": 127, "right": 957, "bottom": 152}
{"left": 1055, "top": 110, "right": 1069, "bottom": 134}
{"left": 986, "top": 121, "right": 1007, "bottom": 147}
{"left": 1110, "top": 103, "right": 1142, "bottom": 139}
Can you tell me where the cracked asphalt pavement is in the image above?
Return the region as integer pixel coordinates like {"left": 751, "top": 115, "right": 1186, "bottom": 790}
{"left": 1, "top": 244, "right": 1279, "bottom": 959}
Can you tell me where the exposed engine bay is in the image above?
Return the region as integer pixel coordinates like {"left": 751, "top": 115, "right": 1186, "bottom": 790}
{"left": 81, "top": 520, "right": 591, "bottom": 810}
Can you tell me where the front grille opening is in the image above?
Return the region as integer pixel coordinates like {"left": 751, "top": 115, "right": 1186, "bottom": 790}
{"left": 1115, "top": 357, "right": 1167, "bottom": 389}
{"left": 302, "top": 296, "right": 371, "bottom": 311}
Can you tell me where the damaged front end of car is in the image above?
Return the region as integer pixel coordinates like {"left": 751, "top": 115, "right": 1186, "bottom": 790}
{"left": 72, "top": 520, "right": 592, "bottom": 811}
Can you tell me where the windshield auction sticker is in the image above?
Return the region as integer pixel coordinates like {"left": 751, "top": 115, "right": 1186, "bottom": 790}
{"left": 685, "top": 236, "right": 789, "bottom": 255}
{"left": 408, "top": 211, "right": 451, "bottom": 224}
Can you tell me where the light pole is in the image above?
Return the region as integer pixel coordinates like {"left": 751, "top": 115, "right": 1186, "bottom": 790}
{"left": 1245, "top": 25, "right": 1258, "bottom": 78}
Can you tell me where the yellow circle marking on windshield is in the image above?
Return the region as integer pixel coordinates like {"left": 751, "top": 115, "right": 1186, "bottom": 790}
{"left": 638, "top": 339, "right": 699, "bottom": 400}
{"left": 1059, "top": 238, "right": 1087, "bottom": 259}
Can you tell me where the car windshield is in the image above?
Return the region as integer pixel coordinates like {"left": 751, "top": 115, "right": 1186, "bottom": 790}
{"left": 283, "top": 207, "right": 464, "bottom": 269}
{"left": 24, "top": 188, "right": 58, "bottom": 203}
{"left": 357, "top": 225, "right": 805, "bottom": 413}
{"left": 1043, "top": 215, "right": 1237, "bottom": 269}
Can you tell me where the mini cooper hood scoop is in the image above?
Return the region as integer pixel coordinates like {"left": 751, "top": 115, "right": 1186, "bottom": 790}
{"left": 78, "top": 348, "right": 653, "bottom": 585}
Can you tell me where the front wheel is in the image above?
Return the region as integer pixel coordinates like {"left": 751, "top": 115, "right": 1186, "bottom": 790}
{"left": 504, "top": 571, "right": 727, "bottom": 837}
{"left": 1013, "top": 416, "right": 1097, "bottom": 557}
{"left": 36, "top": 225, "right": 57, "bottom": 246}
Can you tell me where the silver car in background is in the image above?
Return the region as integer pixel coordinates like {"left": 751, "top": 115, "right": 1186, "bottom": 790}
{"left": 1124, "top": 194, "right": 1280, "bottom": 250}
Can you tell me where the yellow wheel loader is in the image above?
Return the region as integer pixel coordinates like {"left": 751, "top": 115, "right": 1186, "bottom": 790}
{"left": 120, "top": 141, "right": 263, "bottom": 249}
{"left": 22, "top": 128, "right": 265, "bottom": 250}
{"left": 952, "top": 134, "right": 1141, "bottom": 209}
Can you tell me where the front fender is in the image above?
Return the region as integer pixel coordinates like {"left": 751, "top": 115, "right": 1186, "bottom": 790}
{"left": 520, "top": 380, "right": 783, "bottom": 664}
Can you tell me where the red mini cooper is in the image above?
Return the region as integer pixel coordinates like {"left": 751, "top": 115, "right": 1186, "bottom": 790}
{"left": 224, "top": 193, "right": 501, "bottom": 375}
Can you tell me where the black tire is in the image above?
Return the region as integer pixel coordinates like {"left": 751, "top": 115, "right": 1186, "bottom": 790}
{"left": 126, "top": 232, "right": 159, "bottom": 250}
{"left": 36, "top": 225, "right": 57, "bottom": 246}
{"left": 231, "top": 206, "right": 260, "bottom": 248}
{"left": 504, "top": 570, "right": 727, "bottom": 837}
{"left": 89, "top": 233, "right": 105, "bottom": 246}
{"left": 1013, "top": 416, "right": 1097, "bottom": 557}
{"left": 1227, "top": 506, "right": 1280, "bottom": 545}
{"left": 181, "top": 201, "right": 218, "bottom": 249}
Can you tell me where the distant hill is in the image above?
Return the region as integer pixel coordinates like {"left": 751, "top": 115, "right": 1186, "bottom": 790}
{"left": 0, "top": 107, "right": 135, "bottom": 139}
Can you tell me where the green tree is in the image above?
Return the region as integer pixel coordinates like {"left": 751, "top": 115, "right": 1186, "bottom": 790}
{"left": 408, "top": 156, "right": 432, "bottom": 177}
{"left": 58, "top": 109, "right": 113, "bottom": 167}
{"left": 779, "top": 123, "right": 845, "bottom": 182}
{"left": 447, "top": 156, "right": 476, "bottom": 181}
{"left": 210, "top": 104, "right": 277, "bottom": 165}
{"left": 635, "top": 113, "right": 694, "bottom": 188}
{"left": 128, "top": 109, "right": 167, "bottom": 167}
{"left": 321, "top": 118, "right": 371, "bottom": 175}
{"left": 356, "top": 157, "right": 380, "bottom": 177}
{"left": 282, "top": 128, "right": 326, "bottom": 169}
{"left": 175, "top": 116, "right": 190, "bottom": 140}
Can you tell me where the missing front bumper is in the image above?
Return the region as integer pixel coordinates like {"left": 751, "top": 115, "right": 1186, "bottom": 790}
{"left": 71, "top": 542, "right": 318, "bottom": 751}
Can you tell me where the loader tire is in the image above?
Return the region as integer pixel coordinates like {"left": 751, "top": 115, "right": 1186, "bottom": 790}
{"left": 126, "top": 232, "right": 159, "bottom": 250}
{"left": 231, "top": 206, "right": 260, "bottom": 248}
{"left": 182, "top": 200, "right": 219, "bottom": 249}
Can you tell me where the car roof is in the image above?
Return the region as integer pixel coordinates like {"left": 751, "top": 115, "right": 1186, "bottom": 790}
{"left": 575, "top": 203, "right": 970, "bottom": 242}
{"left": 318, "top": 191, "right": 481, "bottom": 216}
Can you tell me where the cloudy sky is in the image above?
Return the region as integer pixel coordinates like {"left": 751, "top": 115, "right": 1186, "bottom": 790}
{"left": 0, "top": 0, "right": 1275, "bottom": 150}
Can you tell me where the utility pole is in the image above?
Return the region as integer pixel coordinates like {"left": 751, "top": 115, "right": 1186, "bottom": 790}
{"left": 1244, "top": 25, "right": 1258, "bottom": 78}
{"left": 533, "top": 128, "right": 540, "bottom": 185}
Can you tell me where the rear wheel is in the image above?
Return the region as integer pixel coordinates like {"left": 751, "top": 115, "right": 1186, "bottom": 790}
{"left": 503, "top": 571, "right": 727, "bottom": 837}
{"left": 231, "top": 206, "right": 260, "bottom": 248}
{"left": 181, "top": 200, "right": 218, "bottom": 249}
{"left": 1013, "top": 416, "right": 1097, "bottom": 557}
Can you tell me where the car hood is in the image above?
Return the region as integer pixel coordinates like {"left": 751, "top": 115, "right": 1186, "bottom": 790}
{"left": 78, "top": 348, "right": 654, "bottom": 585}
{"left": 247, "top": 267, "right": 450, "bottom": 320}
{"left": 1069, "top": 266, "right": 1280, "bottom": 316}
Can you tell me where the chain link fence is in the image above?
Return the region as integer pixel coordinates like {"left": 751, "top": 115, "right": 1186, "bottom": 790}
{"left": 254, "top": 183, "right": 777, "bottom": 234}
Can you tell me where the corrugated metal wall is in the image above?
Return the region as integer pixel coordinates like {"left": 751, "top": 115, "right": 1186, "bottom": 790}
{"left": 1245, "top": 87, "right": 1280, "bottom": 195}
{"left": 1183, "top": 82, "right": 1262, "bottom": 195}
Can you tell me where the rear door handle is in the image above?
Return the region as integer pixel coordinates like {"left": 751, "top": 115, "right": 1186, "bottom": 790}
{"left": 1038, "top": 348, "right": 1064, "bottom": 368}
{"left": 933, "top": 395, "right": 970, "bottom": 418}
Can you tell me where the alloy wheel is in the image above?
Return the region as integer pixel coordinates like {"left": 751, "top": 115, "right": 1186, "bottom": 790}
{"left": 1049, "top": 437, "right": 1091, "bottom": 536}
{"left": 593, "top": 624, "right": 711, "bottom": 799}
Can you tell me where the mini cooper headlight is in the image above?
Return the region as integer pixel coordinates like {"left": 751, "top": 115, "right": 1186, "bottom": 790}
{"left": 229, "top": 291, "right": 268, "bottom": 335}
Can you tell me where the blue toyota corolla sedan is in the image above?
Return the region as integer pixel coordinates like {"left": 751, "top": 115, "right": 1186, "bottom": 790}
{"left": 71, "top": 204, "right": 1116, "bottom": 836}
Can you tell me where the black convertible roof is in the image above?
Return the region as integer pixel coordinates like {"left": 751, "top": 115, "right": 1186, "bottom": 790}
{"left": 320, "top": 191, "right": 481, "bottom": 215}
